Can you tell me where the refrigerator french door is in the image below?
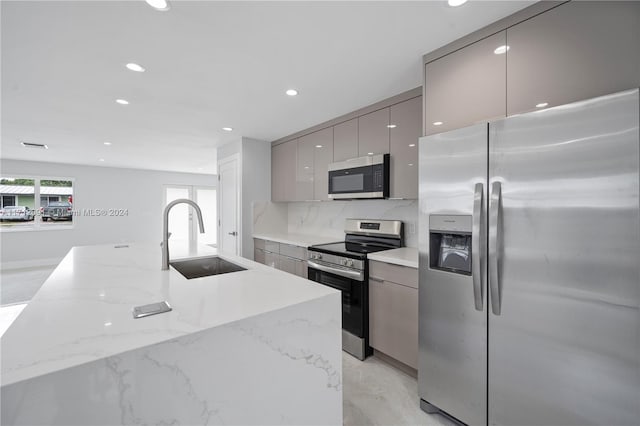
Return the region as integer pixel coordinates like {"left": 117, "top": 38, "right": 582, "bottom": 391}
{"left": 418, "top": 88, "right": 639, "bottom": 426}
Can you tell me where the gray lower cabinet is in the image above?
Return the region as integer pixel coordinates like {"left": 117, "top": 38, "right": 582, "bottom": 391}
{"left": 369, "top": 260, "right": 418, "bottom": 370}
{"left": 506, "top": 1, "right": 640, "bottom": 116}
{"left": 253, "top": 238, "right": 308, "bottom": 279}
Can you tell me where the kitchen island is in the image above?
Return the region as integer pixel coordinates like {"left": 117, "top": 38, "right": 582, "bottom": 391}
{"left": 1, "top": 242, "right": 342, "bottom": 425}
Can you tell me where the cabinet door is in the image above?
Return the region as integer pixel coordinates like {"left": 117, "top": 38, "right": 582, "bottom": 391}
{"left": 507, "top": 1, "right": 640, "bottom": 115}
{"left": 333, "top": 118, "right": 358, "bottom": 161}
{"left": 390, "top": 97, "right": 421, "bottom": 199}
{"left": 424, "top": 31, "right": 506, "bottom": 135}
{"left": 271, "top": 141, "right": 297, "bottom": 202}
{"left": 254, "top": 248, "right": 266, "bottom": 264}
{"left": 278, "top": 255, "right": 298, "bottom": 275}
{"left": 369, "top": 277, "right": 419, "bottom": 369}
{"left": 358, "top": 108, "right": 390, "bottom": 156}
{"left": 312, "top": 128, "right": 334, "bottom": 201}
{"left": 264, "top": 251, "right": 278, "bottom": 269}
{"left": 296, "top": 260, "right": 308, "bottom": 279}
{"left": 296, "top": 135, "right": 315, "bottom": 201}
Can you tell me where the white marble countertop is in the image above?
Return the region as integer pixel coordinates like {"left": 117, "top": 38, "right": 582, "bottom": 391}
{"left": 253, "top": 232, "right": 340, "bottom": 248}
{"left": 368, "top": 247, "right": 419, "bottom": 268}
{"left": 0, "top": 241, "right": 337, "bottom": 387}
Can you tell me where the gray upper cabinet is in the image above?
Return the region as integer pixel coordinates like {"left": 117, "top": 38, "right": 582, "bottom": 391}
{"left": 312, "top": 128, "right": 334, "bottom": 201}
{"left": 333, "top": 118, "right": 358, "bottom": 161}
{"left": 271, "top": 140, "right": 297, "bottom": 202}
{"left": 506, "top": 1, "right": 640, "bottom": 116}
{"left": 358, "top": 108, "right": 390, "bottom": 156}
{"left": 424, "top": 31, "right": 506, "bottom": 135}
{"left": 390, "top": 97, "right": 421, "bottom": 199}
{"left": 296, "top": 128, "right": 334, "bottom": 201}
{"left": 296, "top": 134, "right": 315, "bottom": 201}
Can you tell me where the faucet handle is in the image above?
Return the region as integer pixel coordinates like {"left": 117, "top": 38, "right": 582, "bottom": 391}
{"left": 168, "top": 232, "right": 172, "bottom": 239}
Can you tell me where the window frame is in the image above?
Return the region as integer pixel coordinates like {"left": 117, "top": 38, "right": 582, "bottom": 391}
{"left": 0, "top": 174, "right": 75, "bottom": 233}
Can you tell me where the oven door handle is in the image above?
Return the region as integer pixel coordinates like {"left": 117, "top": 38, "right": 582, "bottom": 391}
{"left": 307, "top": 260, "right": 364, "bottom": 281}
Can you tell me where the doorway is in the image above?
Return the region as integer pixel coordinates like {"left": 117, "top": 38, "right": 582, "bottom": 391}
{"left": 163, "top": 185, "right": 217, "bottom": 247}
{"left": 217, "top": 154, "right": 240, "bottom": 255}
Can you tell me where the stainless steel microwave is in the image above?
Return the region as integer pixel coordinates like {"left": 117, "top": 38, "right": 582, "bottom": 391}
{"left": 327, "top": 154, "right": 389, "bottom": 199}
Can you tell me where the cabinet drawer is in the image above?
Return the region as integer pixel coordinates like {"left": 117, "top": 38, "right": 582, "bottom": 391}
{"left": 254, "top": 238, "right": 265, "bottom": 250}
{"left": 369, "top": 260, "right": 418, "bottom": 289}
{"left": 265, "top": 240, "right": 280, "bottom": 253}
{"left": 280, "top": 243, "right": 306, "bottom": 260}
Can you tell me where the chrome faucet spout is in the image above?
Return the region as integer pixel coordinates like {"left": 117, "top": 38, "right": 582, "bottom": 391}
{"left": 162, "top": 199, "right": 205, "bottom": 270}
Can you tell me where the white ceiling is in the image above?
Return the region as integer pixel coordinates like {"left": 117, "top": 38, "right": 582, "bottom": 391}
{"left": 1, "top": 1, "right": 533, "bottom": 175}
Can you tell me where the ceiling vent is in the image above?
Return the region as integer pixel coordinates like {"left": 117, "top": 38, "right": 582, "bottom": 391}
{"left": 21, "top": 141, "right": 48, "bottom": 149}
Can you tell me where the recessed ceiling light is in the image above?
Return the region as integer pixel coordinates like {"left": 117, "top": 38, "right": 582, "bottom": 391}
{"left": 315, "top": 145, "right": 323, "bottom": 148}
{"left": 125, "top": 63, "right": 145, "bottom": 72}
{"left": 433, "top": 121, "right": 443, "bottom": 126}
{"left": 536, "top": 102, "right": 549, "bottom": 108}
{"left": 21, "top": 141, "right": 48, "bottom": 149}
{"left": 387, "top": 124, "right": 397, "bottom": 129}
{"left": 104, "top": 142, "right": 112, "bottom": 146}
{"left": 222, "top": 127, "right": 233, "bottom": 132}
{"left": 286, "top": 89, "right": 298, "bottom": 96}
{"left": 494, "top": 45, "right": 510, "bottom": 55}
{"left": 104, "top": 322, "right": 112, "bottom": 327}
{"left": 304, "top": 166, "right": 310, "bottom": 169}
{"left": 99, "top": 158, "right": 105, "bottom": 162}
{"left": 409, "top": 144, "right": 416, "bottom": 147}
{"left": 367, "top": 152, "right": 374, "bottom": 155}
{"left": 145, "top": 0, "right": 170, "bottom": 11}
{"left": 448, "top": 0, "right": 468, "bottom": 6}
{"left": 408, "top": 163, "right": 414, "bottom": 166}
{"left": 116, "top": 99, "right": 129, "bottom": 105}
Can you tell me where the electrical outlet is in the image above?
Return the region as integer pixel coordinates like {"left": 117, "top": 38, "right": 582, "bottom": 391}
{"left": 409, "top": 222, "right": 416, "bottom": 234}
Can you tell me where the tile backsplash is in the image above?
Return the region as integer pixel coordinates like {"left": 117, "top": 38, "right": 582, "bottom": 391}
{"left": 253, "top": 200, "right": 418, "bottom": 248}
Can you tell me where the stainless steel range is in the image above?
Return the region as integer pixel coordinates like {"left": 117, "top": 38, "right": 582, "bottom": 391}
{"left": 307, "top": 219, "right": 403, "bottom": 360}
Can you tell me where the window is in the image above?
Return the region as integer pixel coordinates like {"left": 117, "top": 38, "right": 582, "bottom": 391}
{"left": 0, "top": 176, "right": 74, "bottom": 231}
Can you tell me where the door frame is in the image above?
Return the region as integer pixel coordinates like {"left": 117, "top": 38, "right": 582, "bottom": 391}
{"left": 217, "top": 153, "right": 242, "bottom": 255}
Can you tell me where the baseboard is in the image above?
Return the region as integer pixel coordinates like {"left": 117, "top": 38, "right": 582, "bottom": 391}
{"left": 373, "top": 349, "right": 418, "bottom": 378}
{"left": 1, "top": 257, "right": 62, "bottom": 272}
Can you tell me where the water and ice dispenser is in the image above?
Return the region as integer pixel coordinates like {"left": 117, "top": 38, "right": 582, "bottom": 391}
{"left": 429, "top": 215, "right": 472, "bottom": 275}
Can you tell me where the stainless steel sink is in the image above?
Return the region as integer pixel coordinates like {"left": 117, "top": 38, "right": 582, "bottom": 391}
{"left": 170, "top": 256, "right": 247, "bottom": 279}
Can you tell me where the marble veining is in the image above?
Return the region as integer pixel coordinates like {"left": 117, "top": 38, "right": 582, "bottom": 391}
{"left": 252, "top": 200, "right": 419, "bottom": 248}
{"left": 1, "top": 243, "right": 342, "bottom": 425}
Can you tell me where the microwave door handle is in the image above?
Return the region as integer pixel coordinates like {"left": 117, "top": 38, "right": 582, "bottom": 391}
{"left": 472, "top": 182, "right": 484, "bottom": 311}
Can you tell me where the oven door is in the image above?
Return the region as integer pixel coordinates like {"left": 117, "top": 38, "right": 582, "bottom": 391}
{"left": 307, "top": 265, "right": 364, "bottom": 338}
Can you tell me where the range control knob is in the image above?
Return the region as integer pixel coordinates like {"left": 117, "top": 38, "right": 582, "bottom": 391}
{"left": 340, "top": 259, "right": 347, "bottom": 266}
{"left": 347, "top": 259, "right": 354, "bottom": 267}
{"left": 316, "top": 254, "right": 322, "bottom": 260}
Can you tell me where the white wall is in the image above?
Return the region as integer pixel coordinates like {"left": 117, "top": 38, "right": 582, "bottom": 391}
{"left": 253, "top": 199, "right": 419, "bottom": 248}
{"left": 217, "top": 137, "right": 271, "bottom": 260}
{"left": 0, "top": 159, "right": 216, "bottom": 267}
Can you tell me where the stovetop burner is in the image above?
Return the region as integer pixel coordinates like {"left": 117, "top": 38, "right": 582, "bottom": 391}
{"left": 308, "top": 219, "right": 404, "bottom": 260}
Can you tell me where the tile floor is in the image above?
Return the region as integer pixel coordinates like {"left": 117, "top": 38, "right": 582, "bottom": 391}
{"left": 0, "top": 266, "right": 456, "bottom": 426}
{"left": 1, "top": 266, "right": 54, "bottom": 305}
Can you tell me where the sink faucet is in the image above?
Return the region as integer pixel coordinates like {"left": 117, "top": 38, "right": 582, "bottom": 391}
{"left": 162, "top": 199, "right": 205, "bottom": 270}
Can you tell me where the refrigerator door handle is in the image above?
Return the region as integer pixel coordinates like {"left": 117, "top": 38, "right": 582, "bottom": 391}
{"left": 489, "top": 181, "right": 502, "bottom": 315}
{"left": 472, "top": 182, "right": 484, "bottom": 311}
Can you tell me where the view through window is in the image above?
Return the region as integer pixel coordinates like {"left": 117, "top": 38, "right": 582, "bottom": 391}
{"left": 0, "top": 177, "right": 74, "bottom": 231}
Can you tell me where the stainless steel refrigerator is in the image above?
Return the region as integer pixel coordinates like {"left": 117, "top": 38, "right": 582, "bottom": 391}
{"left": 418, "top": 89, "right": 639, "bottom": 426}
